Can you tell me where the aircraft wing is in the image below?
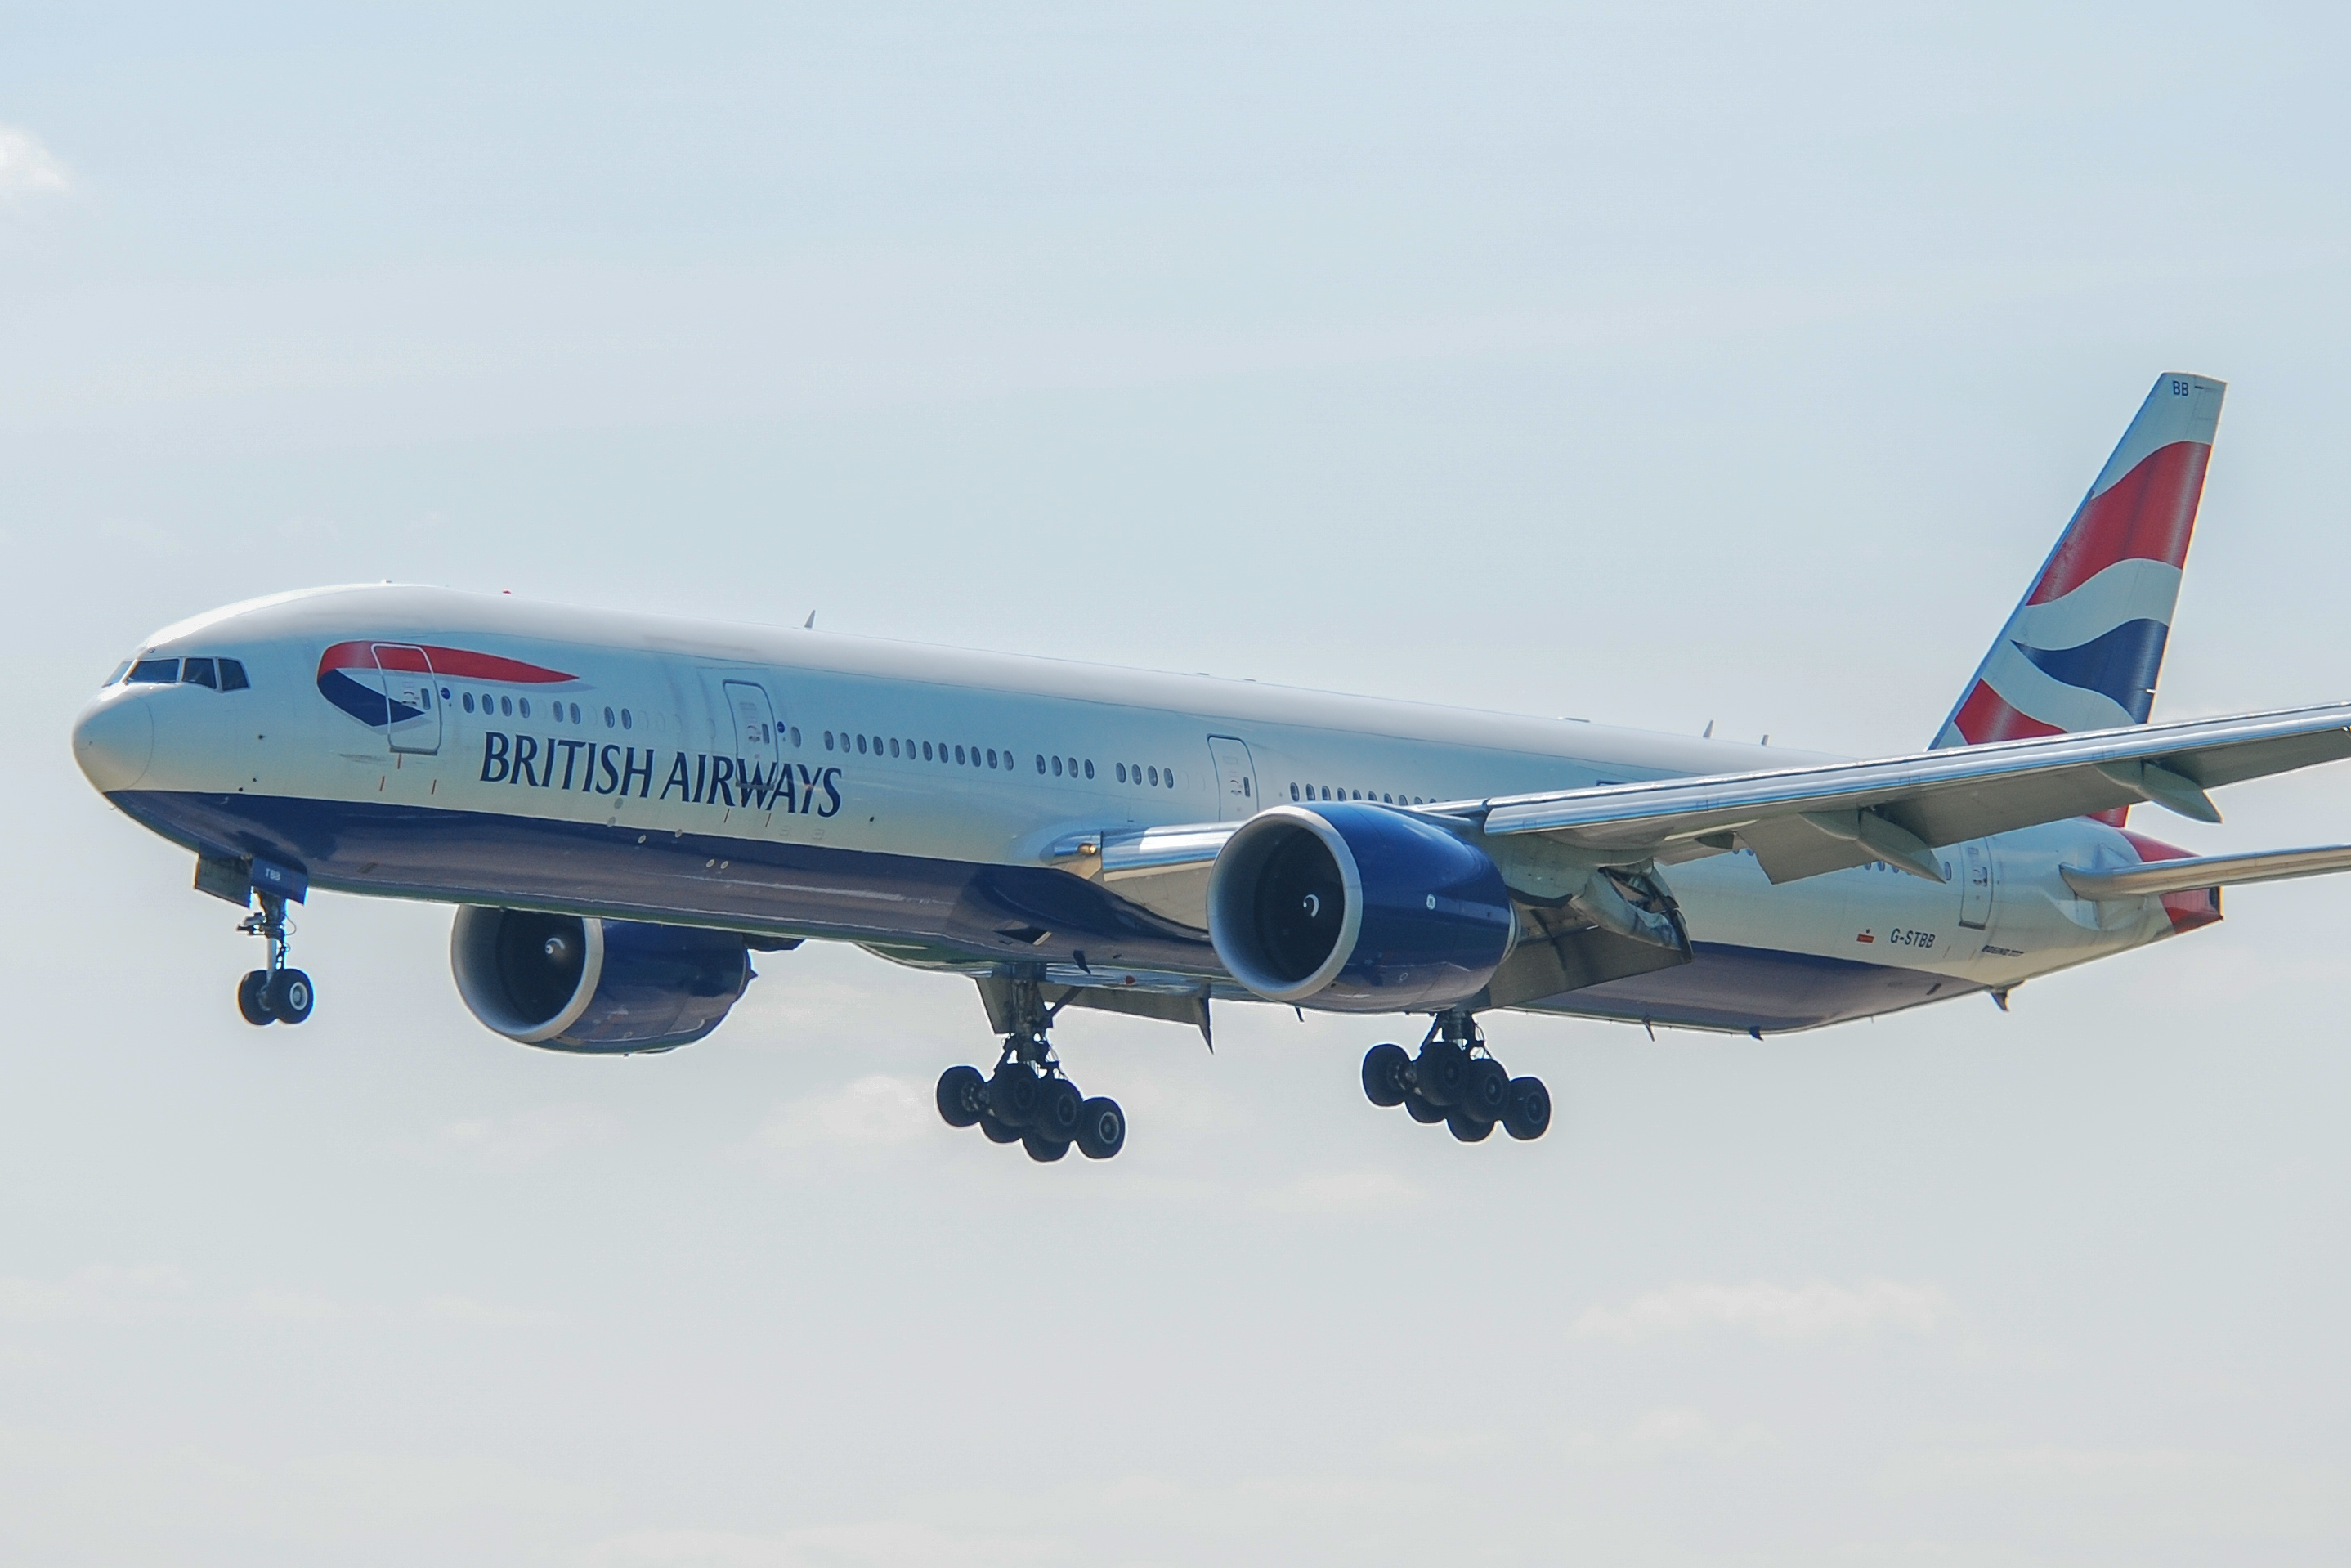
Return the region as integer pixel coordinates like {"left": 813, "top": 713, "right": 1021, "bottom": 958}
{"left": 1471, "top": 702, "right": 2351, "bottom": 883}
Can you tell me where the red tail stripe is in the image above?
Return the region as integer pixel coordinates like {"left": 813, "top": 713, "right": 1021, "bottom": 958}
{"left": 2027, "top": 441, "right": 2211, "bottom": 604}
{"left": 1950, "top": 679, "right": 2066, "bottom": 746}
{"left": 317, "top": 641, "right": 575, "bottom": 683}
{"left": 2120, "top": 830, "right": 2222, "bottom": 933}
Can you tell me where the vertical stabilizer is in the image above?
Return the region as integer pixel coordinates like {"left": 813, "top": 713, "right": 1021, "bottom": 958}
{"left": 1933, "top": 373, "right": 2225, "bottom": 769}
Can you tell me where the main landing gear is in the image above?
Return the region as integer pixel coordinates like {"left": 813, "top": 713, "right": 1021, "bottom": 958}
{"left": 1361, "top": 1010, "right": 1550, "bottom": 1143}
{"left": 233, "top": 891, "right": 315, "bottom": 1027}
{"left": 935, "top": 974, "right": 1126, "bottom": 1163}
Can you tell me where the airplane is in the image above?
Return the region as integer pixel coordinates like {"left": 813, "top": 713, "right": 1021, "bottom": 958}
{"left": 69, "top": 371, "right": 2351, "bottom": 1163}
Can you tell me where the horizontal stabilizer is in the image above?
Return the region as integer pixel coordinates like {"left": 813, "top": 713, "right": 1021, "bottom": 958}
{"left": 2061, "top": 844, "right": 2351, "bottom": 901}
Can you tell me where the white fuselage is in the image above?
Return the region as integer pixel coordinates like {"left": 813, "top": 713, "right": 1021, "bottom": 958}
{"left": 73, "top": 585, "right": 2200, "bottom": 1035}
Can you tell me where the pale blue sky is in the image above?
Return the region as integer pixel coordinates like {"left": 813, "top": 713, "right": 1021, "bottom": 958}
{"left": 5, "top": 5, "right": 2350, "bottom": 1565}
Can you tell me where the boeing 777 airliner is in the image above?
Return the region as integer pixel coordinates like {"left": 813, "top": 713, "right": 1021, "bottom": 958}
{"left": 70, "top": 374, "right": 2351, "bottom": 1162}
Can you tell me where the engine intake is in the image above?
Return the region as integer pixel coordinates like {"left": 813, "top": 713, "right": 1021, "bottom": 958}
{"left": 1207, "top": 804, "right": 1514, "bottom": 1011}
{"left": 450, "top": 907, "right": 753, "bottom": 1053}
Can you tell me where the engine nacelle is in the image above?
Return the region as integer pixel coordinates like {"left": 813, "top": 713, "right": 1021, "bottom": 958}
{"left": 1207, "top": 803, "right": 1514, "bottom": 1012}
{"left": 450, "top": 907, "right": 752, "bottom": 1054}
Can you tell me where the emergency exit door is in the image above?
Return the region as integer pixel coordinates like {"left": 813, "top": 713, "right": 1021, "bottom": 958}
{"left": 1207, "top": 736, "right": 1259, "bottom": 821}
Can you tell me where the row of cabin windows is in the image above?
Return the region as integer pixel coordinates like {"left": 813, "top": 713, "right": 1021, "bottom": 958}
{"left": 815, "top": 731, "right": 1181, "bottom": 790}
{"left": 1290, "top": 782, "right": 1431, "bottom": 806}
{"left": 457, "top": 690, "right": 637, "bottom": 730}
{"left": 122, "top": 656, "right": 250, "bottom": 691}
{"left": 826, "top": 731, "right": 1036, "bottom": 773}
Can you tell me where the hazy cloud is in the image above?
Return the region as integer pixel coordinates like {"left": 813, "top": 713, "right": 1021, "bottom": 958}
{"left": 0, "top": 125, "right": 69, "bottom": 198}
{"left": 406, "top": 1103, "right": 624, "bottom": 1169}
{"left": 1258, "top": 1169, "right": 1428, "bottom": 1215}
{"left": 584, "top": 1522, "right": 1049, "bottom": 1567}
{"left": 419, "top": 1293, "right": 559, "bottom": 1328}
{"left": 1574, "top": 1280, "right": 1950, "bottom": 1342}
{"left": 748, "top": 1076, "right": 933, "bottom": 1153}
{"left": 0, "top": 1265, "right": 191, "bottom": 1324}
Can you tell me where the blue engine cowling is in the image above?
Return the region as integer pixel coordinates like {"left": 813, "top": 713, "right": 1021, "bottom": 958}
{"left": 450, "top": 907, "right": 752, "bottom": 1053}
{"left": 1206, "top": 803, "right": 1515, "bottom": 1012}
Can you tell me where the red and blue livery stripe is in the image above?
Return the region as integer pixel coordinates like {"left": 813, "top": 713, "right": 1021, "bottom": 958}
{"left": 316, "top": 641, "right": 575, "bottom": 729}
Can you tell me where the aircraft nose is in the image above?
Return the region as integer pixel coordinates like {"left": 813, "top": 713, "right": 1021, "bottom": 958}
{"left": 73, "top": 691, "right": 154, "bottom": 792}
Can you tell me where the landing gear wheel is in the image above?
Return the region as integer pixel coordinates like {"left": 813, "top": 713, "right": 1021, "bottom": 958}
{"left": 1502, "top": 1077, "right": 1552, "bottom": 1141}
{"left": 1415, "top": 1041, "right": 1470, "bottom": 1106}
{"left": 1404, "top": 1091, "right": 1446, "bottom": 1124}
{"left": 1445, "top": 1107, "right": 1495, "bottom": 1142}
{"left": 1462, "top": 1057, "right": 1510, "bottom": 1122}
{"left": 263, "top": 969, "right": 313, "bottom": 1025}
{"left": 1033, "top": 1076, "right": 1085, "bottom": 1142}
{"left": 236, "top": 970, "right": 275, "bottom": 1026}
{"left": 987, "top": 1063, "right": 1042, "bottom": 1129}
{"left": 1021, "top": 1129, "right": 1070, "bottom": 1163}
{"left": 978, "top": 1112, "right": 1023, "bottom": 1144}
{"left": 1361, "top": 1042, "right": 1410, "bottom": 1107}
{"left": 1075, "top": 1097, "right": 1126, "bottom": 1160}
{"left": 935, "top": 1064, "right": 987, "bottom": 1128}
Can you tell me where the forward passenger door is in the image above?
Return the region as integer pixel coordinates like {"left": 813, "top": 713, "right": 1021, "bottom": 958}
{"left": 1207, "top": 736, "right": 1259, "bottom": 821}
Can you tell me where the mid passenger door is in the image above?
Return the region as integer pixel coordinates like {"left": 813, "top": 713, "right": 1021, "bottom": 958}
{"left": 1207, "top": 736, "right": 1259, "bottom": 821}
{"left": 373, "top": 644, "right": 441, "bottom": 755}
{"left": 705, "top": 674, "right": 784, "bottom": 802}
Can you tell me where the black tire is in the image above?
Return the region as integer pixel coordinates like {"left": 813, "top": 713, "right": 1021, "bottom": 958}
{"left": 1414, "top": 1042, "right": 1470, "bottom": 1107}
{"left": 264, "top": 969, "right": 314, "bottom": 1025}
{"left": 1034, "top": 1076, "right": 1085, "bottom": 1141}
{"left": 1502, "top": 1076, "right": 1552, "bottom": 1141}
{"left": 935, "top": 1064, "right": 986, "bottom": 1127}
{"left": 978, "top": 1111, "right": 1023, "bottom": 1144}
{"left": 236, "top": 970, "right": 275, "bottom": 1026}
{"left": 1404, "top": 1091, "right": 1446, "bottom": 1124}
{"left": 1460, "top": 1057, "right": 1510, "bottom": 1122}
{"left": 987, "top": 1063, "right": 1042, "bottom": 1129}
{"left": 1361, "top": 1042, "right": 1410, "bottom": 1107}
{"left": 1021, "top": 1129, "right": 1070, "bottom": 1163}
{"left": 1446, "top": 1107, "right": 1494, "bottom": 1142}
{"left": 1075, "top": 1096, "right": 1126, "bottom": 1160}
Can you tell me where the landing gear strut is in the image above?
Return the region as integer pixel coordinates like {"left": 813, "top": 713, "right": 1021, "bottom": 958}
{"left": 234, "top": 891, "right": 315, "bottom": 1026}
{"left": 1362, "top": 1009, "right": 1549, "bottom": 1142}
{"left": 936, "top": 970, "right": 1126, "bottom": 1161}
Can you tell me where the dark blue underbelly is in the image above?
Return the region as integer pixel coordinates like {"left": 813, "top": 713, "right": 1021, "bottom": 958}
{"left": 112, "top": 790, "right": 1968, "bottom": 1033}
{"left": 110, "top": 789, "right": 1215, "bottom": 976}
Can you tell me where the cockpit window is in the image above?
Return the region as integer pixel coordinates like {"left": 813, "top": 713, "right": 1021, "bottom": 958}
{"left": 181, "top": 657, "right": 218, "bottom": 689}
{"left": 128, "top": 658, "right": 179, "bottom": 683}
{"left": 218, "top": 658, "right": 249, "bottom": 691}
{"left": 105, "top": 661, "right": 132, "bottom": 686}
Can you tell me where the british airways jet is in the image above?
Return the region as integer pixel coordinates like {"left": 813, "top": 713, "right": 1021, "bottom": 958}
{"left": 69, "top": 374, "right": 2351, "bottom": 1163}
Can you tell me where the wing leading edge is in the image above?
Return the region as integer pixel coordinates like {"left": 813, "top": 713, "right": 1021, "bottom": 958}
{"left": 1469, "top": 701, "right": 2351, "bottom": 882}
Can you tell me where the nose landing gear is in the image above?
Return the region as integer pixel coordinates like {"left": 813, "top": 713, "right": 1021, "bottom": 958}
{"left": 935, "top": 972, "right": 1126, "bottom": 1161}
{"left": 1363, "top": 1010, "right": 1549, "bottom": 1142}
{"left": 234, "top": 892, "right": 315, "bottom": 1026}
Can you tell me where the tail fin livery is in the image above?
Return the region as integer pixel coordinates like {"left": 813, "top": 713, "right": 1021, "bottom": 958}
{"left": 1933, "top": 372, "right": 2226, "bottom": 764}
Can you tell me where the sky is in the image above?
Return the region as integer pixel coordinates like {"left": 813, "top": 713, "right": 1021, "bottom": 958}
{"left": 4, "top": 2, "right": 2351, "bottom": 1563}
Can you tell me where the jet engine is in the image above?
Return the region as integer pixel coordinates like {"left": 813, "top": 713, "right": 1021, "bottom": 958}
{"left": 450, "top": 907, "right": 753, "bottom": 1053}
{"left": 1206, "top": 803, "right": 1514, "bottom": 1011}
